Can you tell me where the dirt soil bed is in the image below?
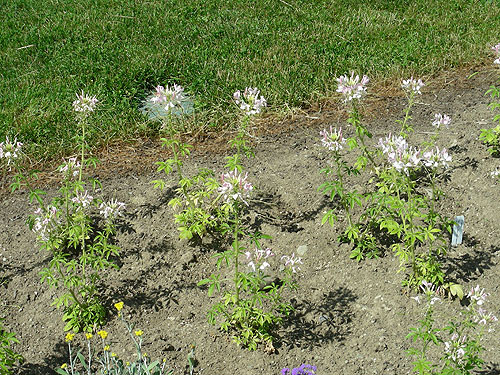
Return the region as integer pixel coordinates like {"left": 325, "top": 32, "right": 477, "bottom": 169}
{"left": 1, "top": 67, "right": 500, "bottom": 375}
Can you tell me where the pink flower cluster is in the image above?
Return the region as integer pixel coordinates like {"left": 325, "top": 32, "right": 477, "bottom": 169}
{"left": 336, "top": 72, "right": 369, "bottom": 102}
{"left": 245, "top": 247, "right": 274, "bottom": 272}
{"left": 72, "top": 91, "right": 98, "bottom": 113}
{"left": 320, "top": 126, "right": 346, "bottom": 152}
{"left": 281, "top": 253, "right": 303, "bottom": 273}
{"left": 58, "top": 157, "right": 81, "bottom": 178}
{"left": 218, "top": 169, "right": 253, "bottom": 205}
{"left": 0, "top": 137, "right": 22, "bottom": 166}
{"left": 492, "top": 43, "right": 500, "bottom": 65}
{"left": 378, "top": 134, "right": 452, "bottom": 174}
{"left": 432, "top": 113, "right": 451, "bottom": 129}
{"left": 32, "top": 206, "right": 59, "bottom": 242}
{"left": 151, "top": 84, "right": 186, "bottom": 113}
{"left": 71, "top": 190, "right": 94, "bottom": 210}
{"left": 233, "top": 87, "right": 267, "bottom": 116}
{"left": 401, "top": 77, "right": 424, "bottom": 95}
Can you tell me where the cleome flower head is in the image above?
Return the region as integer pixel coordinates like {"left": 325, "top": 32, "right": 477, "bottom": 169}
{"left": 150, "top": 84, "right": 186, "bottom": 114}
{"left": 422, "top": 147, "right": 452, "bottom": 169}
{"left": 71, "top": 190, "right": 94, "bottom": 210}
{"left": 32, "top": 206, "right": 60, "bottom": 242}
{"left": 233, "top": 87, "right": 267, "bottom": 115}
{"left": 401, "top": 77, "right": 424, "bottom": 95}
{"left": 320, "top": 126, "right": 346, "bottom": 152}
{"left": 218, "top": 169, "right": 253, "bottom": 205}
{"left": 58, "top": 157, "right": 81, "bottom": 178}
{"left": 73, "top": 91, "right": 99, "bottom": 113}
{"left": 336, "top": 72, "right": 369, "bottom": 102}
{"left": 467, "top": 285, "right": 489, "bottom": 306}
{"left": 99, "top": 199, "right": 126, "bottom": 221}
{"left": 378, "top": 134, "right": 421, "bottom": 175}
{"left": 444, "top": 333, "right": 466, "bottom": 363}
{"left": 0, "top": 137, "right": 22, "bottom": 166}
{"left": 245, "top": 247, "right": 274, "bottom": 272}
{"left": 492, "top": 43, "right": 500, "bottom": 65}
{"left": 281, "top": 253, "right": 303, "bottom": 273}
{"left": 432, "top": 113, "right": 451, "bottom": 129}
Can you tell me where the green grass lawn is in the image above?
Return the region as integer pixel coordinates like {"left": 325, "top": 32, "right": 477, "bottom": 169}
{"left": 1, "top": 0, "right": 499, "bottom": 160}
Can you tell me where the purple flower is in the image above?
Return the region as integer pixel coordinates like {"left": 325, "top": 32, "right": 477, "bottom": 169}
{"left": 281, "top": 364, "right": 317, "bottom": 375}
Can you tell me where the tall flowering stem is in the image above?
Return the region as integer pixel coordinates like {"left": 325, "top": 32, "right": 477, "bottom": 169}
{"left": 399, "top": 77, "right": 424, "bottom": 137}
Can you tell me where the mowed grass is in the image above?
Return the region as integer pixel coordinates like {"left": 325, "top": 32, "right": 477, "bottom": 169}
{"left": 1, "top": 0, "right": 499, "bottom": 160}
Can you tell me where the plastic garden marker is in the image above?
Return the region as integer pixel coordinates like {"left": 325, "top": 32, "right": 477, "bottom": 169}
{"left": 451, "top": 215, "right": 464, "bottom": 246}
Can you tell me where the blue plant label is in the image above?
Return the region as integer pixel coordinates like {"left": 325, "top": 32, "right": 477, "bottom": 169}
{"left": 451, "top": 215, "right": 464, "bottom": 247}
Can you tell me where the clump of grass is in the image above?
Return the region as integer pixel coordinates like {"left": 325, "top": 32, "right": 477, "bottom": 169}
{"left": 1, "top": 0, "right": 499, "bottom": 160}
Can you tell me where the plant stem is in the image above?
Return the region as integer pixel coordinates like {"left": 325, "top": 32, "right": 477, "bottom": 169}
{"left": 233, "top": 211, "right": 241, "bottom": 305}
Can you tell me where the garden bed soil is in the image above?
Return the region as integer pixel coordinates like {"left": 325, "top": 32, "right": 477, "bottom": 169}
{"left": 1, "top": 66, "right": 499, "bottom": 374}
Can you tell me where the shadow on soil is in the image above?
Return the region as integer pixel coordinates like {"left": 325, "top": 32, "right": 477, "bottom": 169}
{"left": 280, "top": 286, "right": 357, "bottom": 349}
{"left": 16, "top": 341, "right": 66, "bottom": 375}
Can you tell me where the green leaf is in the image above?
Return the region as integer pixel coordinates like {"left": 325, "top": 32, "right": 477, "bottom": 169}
{"left": 449, "top": 283, "right": 464, "bottom": 299}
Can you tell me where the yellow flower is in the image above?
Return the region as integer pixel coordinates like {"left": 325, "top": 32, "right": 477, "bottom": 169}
{"left": 114, "top": 301, "right": 124, "bottom": 312}
{"left": 111, "top": 352, "right": 117, "bottom": 357}
{"left": 126, "top": 361, "right": 130, "bottom": 366}
{"left": 61, "top": 363, "right": 67, "bottom": 369}
{"left": 104, "top": 345, "right": 110, "bottom": 351}
{"left": 134, "top": 329, "right": 143, "bottom": 336}
{"left": 85, "top": 333, "right": 93, "bottom": 340}
{"left": 65, "top": 333, "right": 75, "bottom": 342}
{"left": 97, "top": 330, "right": 108, "bottom": 339}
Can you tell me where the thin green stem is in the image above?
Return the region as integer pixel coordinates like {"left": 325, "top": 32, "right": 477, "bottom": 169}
{"left": 233, "top": 211, "right": 240, "bottom": 305}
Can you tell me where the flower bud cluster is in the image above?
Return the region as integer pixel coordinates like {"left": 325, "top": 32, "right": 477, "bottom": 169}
{"left": 245, "top": 247, "right": 274, "bottom": 272}
{"left": 401, "top": 77, "right": 424, "bottom": 95}
{"left": 32, "top": 206, "right": 60, "bottom": 242}
{"left": 320, "top": 126, "right": 346, "bottom": 152}
{"left": 233, "top": 87, "right": 267, "bottom": 115}
{"left": 218, "top": 169, "right": 253, "bottom": 205}
{"left": 336, "top": 72, "right": 369, "bottom": 102}
{"left": 0, "top": 137, "right": 22, "bottom": 166}
{"left": 150, "top": 84, "right": 186, "bottom": 113}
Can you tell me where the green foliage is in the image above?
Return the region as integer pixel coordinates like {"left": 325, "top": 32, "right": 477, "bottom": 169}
{"left": 0, "top": 318, "right": 23, "bottom": 375}
{"left": 57, "top": 307, "right": 177, "bottom": 375}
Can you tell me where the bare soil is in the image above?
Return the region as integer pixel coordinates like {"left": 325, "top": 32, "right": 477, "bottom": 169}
{"left": 1, "top": 66, "right": 499, "bottom": 375}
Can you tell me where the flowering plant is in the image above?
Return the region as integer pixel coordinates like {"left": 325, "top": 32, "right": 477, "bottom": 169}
{"left": 7, "top": 92, "right": 125, "bottom": 332}
{"left": 198, "top": 168, "right": 299, "bottom": 350}
{"left": 407, "top": 282, "right": 497, "bottom": 375}
{"left": 281, "top": 363, "right": 317, "bottom": 375}
{"left": 57, "top": 303, "right": 179, "bottom": 375}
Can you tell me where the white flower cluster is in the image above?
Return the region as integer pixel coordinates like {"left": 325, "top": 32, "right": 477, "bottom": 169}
{"left": 444, "top": 333, "right": 466, "bottom": 363}
{"left": 218, "top": 169, "right": 253, "bottom": 205}
{"left": 336, "top": 72, "right": 369, "bottom": 102}
{"left": 32, "top": 206, "right": 59, "bottom": 242}
{"left": 233, "top": 87, "right": 267, "bottom": 116}
{"left": 492, "top": 43, "right": 500, "bottom": 65}
{"left": 281, "top": 253, "right": 303, "bottom": 273}
{"left": 245, "top": 247, "right": 274, "bottom": 272}
{"left": 72, "top": 91, "right": 98, "bottom": 113}
{"left": 0, "top": 137, "right": 22, "bottom": 166}
{"left": 401, "top": 77, "right": 424, "bottom": 95}
{"left": 71, "top": 190, "right": 94, "bottom": 210}
{"left": 99, "top": 199, "right": 126, "bottom": 221}
{"left": 432, "top": 113, "right": 451, "bottom": 129}
{"left": 150, "top": 84, "right": 186, "bottom": 113}
{"left": 58, "top": 157, "right": 81, "bottom": 178}
{"left": 320, "top": 126, "right": 346, "bottom": 152}
{"left": 378, "top": 134, "right": 452, "bottom": 174}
